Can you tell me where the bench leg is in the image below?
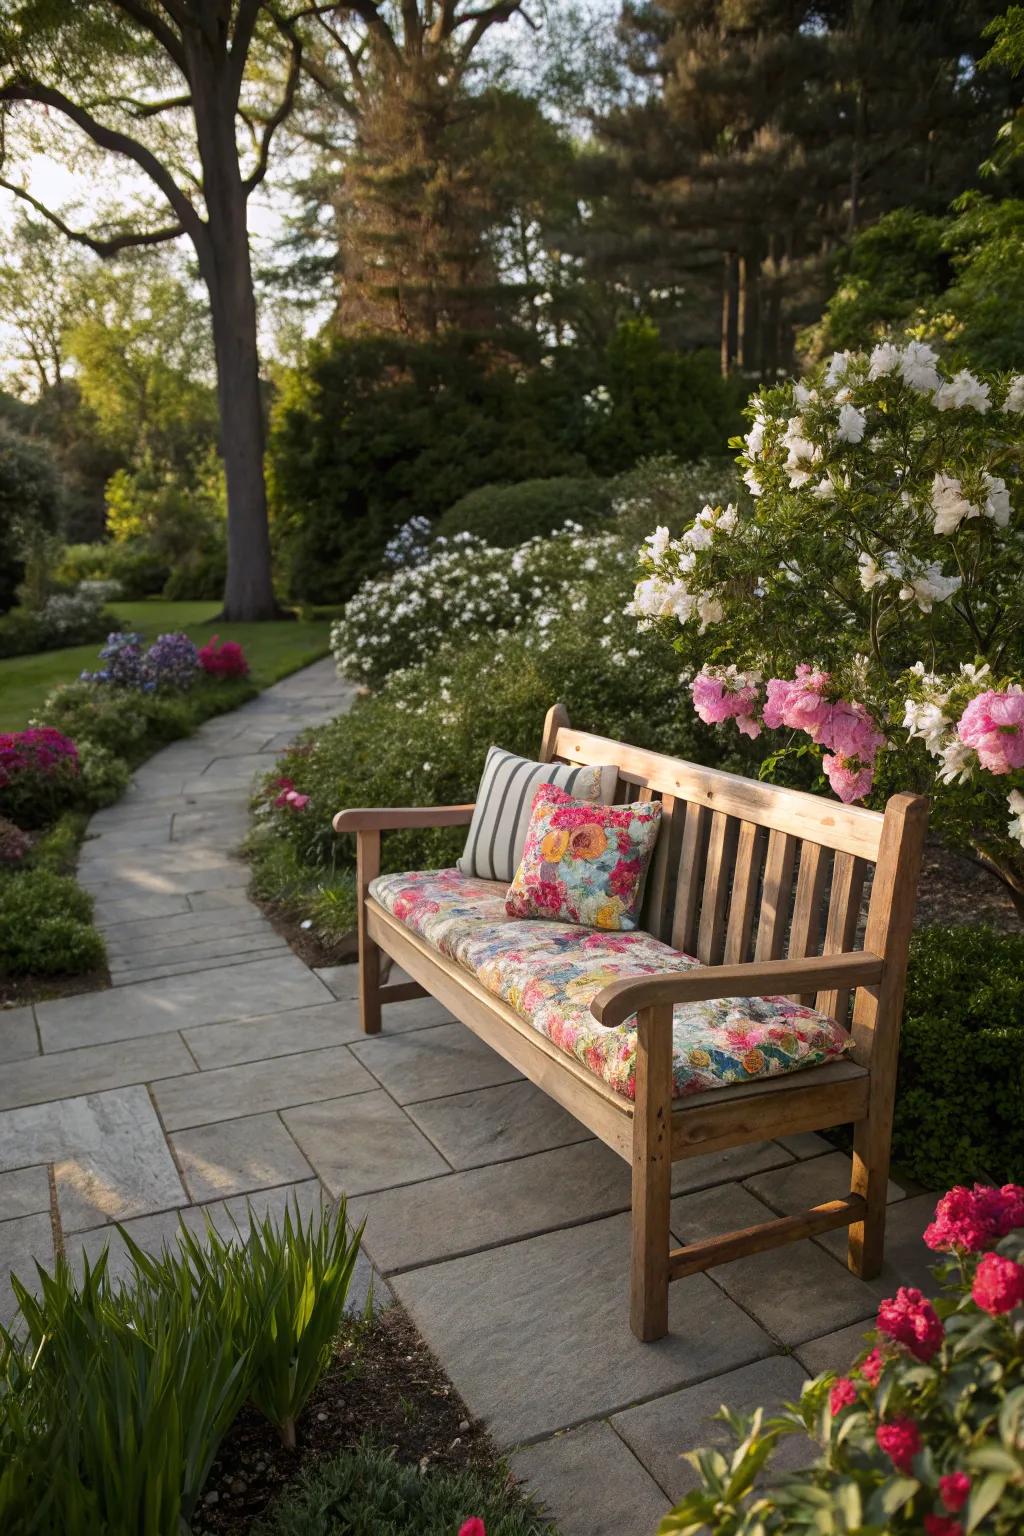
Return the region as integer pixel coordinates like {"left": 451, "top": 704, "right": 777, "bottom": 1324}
{"left": 847, "top": 1113, "right": 889, "bottom": 1280}
{"left": 630, "top": 1005, "right": 673, "bottom": 1342}
{"left": 356, "top": 830, "right": 382, "bottom": 1035}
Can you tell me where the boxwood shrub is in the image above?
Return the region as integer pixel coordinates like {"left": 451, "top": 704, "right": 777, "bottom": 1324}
{"left": 433, "top": 476, "right": 615, "bottom": 546}
{"left": 893, "top": 924, "right": 1024, "bottom": 1186}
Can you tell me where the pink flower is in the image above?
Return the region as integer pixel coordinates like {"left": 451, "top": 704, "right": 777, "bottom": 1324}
{"left": 762, "top": 676, "right": 796, "bottom": 730}
{"left": 690, "top": 669, "right": 762, "bottom": 730}
{"left": 735, "top": 713, "right": 761, "bottom": 738}
{"left": 939, "top": 1473, "right": 970, "bottom": 1514}
{"left": 459, "top": 1522, "right": 486, "bottom": 1536}
{"left": 875, "top": 1417, "right": 921, "bottom": 1473}
{"left": 972, "top": 1252, "right": 1024, "bottom": 1315}
{"left": 198, "top": 635, "right": 249, "bottom": 678}
{"left": 823, "top": 752, "right": 875, "bottom": 803}
{"left": 777, "top": 668, "right": 834, "bottom": 741}
{"left": 957, "top": 687, "right": 1024, "bottom": 774}
{"left": 924, "top": 1517, "right": 963, "bottom": 1536}
{"left": 925, "top": 1184, "right": 1024, "bottom": 1252}
{"left": 876, "top": 1287, "right": 944, "bottom": 1361}
{"left": 829, "top": 1377, "right": 858, "bottom": 1415}
{"left": 858, "top": 1347, "right": 884, "bottom": 1386}
{"left": 691, "top": 672, "right": 734, "bottom": 725}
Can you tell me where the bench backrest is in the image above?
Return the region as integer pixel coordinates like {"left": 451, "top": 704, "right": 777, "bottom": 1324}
{"left": 540, "top": 704, "right": 928, "bottom": 1048}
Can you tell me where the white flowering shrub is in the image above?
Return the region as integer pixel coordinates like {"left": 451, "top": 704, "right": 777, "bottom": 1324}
{"left": 331, "top": 524, "right": 631, "bottom": 687}
{"left": 633, "top": 343, "right": 1024, "bottom": 913}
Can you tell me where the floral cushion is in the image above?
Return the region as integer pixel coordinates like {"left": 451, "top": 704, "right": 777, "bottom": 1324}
{"left": 369, "top": 868, "right": 853, "bottom": 1101}
{"left": 505, "top": 783, "right": 662, "bottom": 931}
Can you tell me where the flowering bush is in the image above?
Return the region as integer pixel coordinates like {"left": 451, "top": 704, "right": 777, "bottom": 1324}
{"left": 660, "top": 1183, "right": 1024, "bottom": 1535}
{"left": 80, "top": 630, "right": 200, "bottom": 691}
{"left": 0, "top": 584, "right": 115, "bottom": 659}
{"left": 0, "top": 814, "right": 31, "bottom": 865}
{"left": 330, "top": 525, "right": 632, "bottom": 688}
{"left": 633, "top": 344, "right": 1024, "bottom": 911}
{"left": 197, "top": 635, "right": 249, "bottom": 678}
{"left": 0, "top": 727, "right": 80, "bottom": 828}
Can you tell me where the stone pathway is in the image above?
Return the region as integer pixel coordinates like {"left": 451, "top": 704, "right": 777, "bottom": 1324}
{"left": 0, "top": 657, "right": 941, "bottom": 1535}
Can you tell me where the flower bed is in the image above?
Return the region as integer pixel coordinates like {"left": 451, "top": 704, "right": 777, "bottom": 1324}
{"left": 661, "top": 1182, "right": 1024, "bottom": 1535}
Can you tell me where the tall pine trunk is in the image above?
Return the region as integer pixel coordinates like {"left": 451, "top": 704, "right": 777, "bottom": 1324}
{"left": 186, "top": 32, "right": 279, "bottom": 621}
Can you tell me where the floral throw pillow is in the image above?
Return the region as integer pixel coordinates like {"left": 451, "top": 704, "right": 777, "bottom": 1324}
{"left": 505, "top": 783, "right": 662, "bottom": 930}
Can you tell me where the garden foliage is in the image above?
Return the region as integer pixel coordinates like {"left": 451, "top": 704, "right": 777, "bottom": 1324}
{"left": 634, "top": 344, "right": 1024, "bottom": 908}
{"left": 0, "top": 1201, "right": 363, "bottom": 1535}
{"left": 433, "top": 477, "right": 615, "bottom": 547}
{"left": 660, "top": 1183, "right": 1024, "bottom": 1535}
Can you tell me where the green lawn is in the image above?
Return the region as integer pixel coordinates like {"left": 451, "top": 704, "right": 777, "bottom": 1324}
{"left": 0, "top": 601, "right": 333, "bottom": 731}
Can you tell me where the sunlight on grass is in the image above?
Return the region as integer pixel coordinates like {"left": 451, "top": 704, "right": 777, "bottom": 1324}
{"left": 0, "top": 601, "right": 332, "bottom": 731}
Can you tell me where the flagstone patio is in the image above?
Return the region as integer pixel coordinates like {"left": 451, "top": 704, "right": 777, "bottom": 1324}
{"left": 0, "top": 656, "right": 940, "bottom": 1536}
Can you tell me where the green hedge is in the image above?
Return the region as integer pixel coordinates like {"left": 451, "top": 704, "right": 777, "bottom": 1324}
{"left": 893, "top": 925, "right": 1024, "bottom": 1186}
{"left": 434, "top": 476, "right": 614, "bottom": 546}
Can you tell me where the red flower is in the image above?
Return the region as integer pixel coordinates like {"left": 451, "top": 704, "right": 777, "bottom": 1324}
{"left": 608, "top": 857, "right": 641, "bottom": 898}
{"left": 876, "top": 1286, "right": 944, "bottom": 1361}
{"left": 972, "top": 1252, "right": 1024, "bottom": 1315}
{"left": 875, "top": 1417, "right": 921, "bottom": 1473}
{"left": 924, "top": 1516, "right": 963, "bottom": 1536}
{"left": 459, "top": 1521, "right": 486, "bottom": 1536}
{"left": 858, "top": 1347, "right": 884, "bottom": 1387}
{"left": 939, "top": 1473, "right": 970, "bottom": 1513}
{"left": 829, "top": 1377, "right": 857, "bottom": 1415}
{"left": 925, "top": 1183, "right": 1024, "bottom": 1253}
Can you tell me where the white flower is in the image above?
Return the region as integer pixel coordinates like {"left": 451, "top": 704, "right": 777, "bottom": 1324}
{"left": 717, "top": 504, "right": 738, "bottom": 533}
{"left": 745, "top": 413, "right": 766, "bottom": 458}
{"left": 959, "top": 662, "right": 991, "bottom": 684}
{"left": 868, "top": 342, "right": 902, "bottom": 380}
{"left": 1003, "top": 375, "right": 1024, "bottom": 413}
{"left": 933, "top": 369, "right": 991, "bottom": 413}
{"left": 899, "top": 341, "right": 941, "bottom": 394}
{"left": 743, "top": 465, "right": 763, "bottom": 497}
{"left": 902, "top": 698, "right": 951, "bottom": 755}
{"left": 930, "top": 473, "right": 976, "bottom": 535}
{"left": 836, "top": 401, "right": 866, "bottom": 444}
{"left": 983, "top": 473, "right": 1011, "bottom": 527}
{"left": 811, "top": 474, "right": 836, "bottom": 501}
{"left": 644, "top": 525, "right": 671, "bottom": 561}
{"left": 858, "top": 551, "right": 892, "bottom": 590}
{"left": 937, "top": 737, "right": 974, "bottom": 785}
{"left": 683, "top": 520, "right": 714, "bottom": 552}
{"left": 825, "top": 351, "right": 852, "bottom": 387}
{"left": 1008, "top": 789, "right": 1024, "bottom": 847}
{"left": 782, "top": 417, "right": 819, "bottom": 486}
{"left": 897, "top": 562, "right": 962, "bottom": 613}
{"left": 696, "top": 594, "right": 723, "bottom": 632}
{"left": 793, "top": 382, "right": 816, "bottom": 406}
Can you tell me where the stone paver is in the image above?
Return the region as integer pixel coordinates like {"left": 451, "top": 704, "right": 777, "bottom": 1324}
{"left": 612, "top": 1357, "right": 814, "bottom": 1503}
{"left": 0, "top": 1006, "right": 38, "bottom": 1064}
{"left": 0, "top": 657, "right": 941, "bottom": 1536}
{"left": 283, "top": 1090, "right": 449, "bottom": 1197}
{"left": 171, "top": 1110, "right": 314, "bottom": 1201}
{"left": 511, "top": 1421, "right": 670, "bottom": 1536}
{"left": 394, "top": 1211, "right": 774, "bottom": 1445}
{"left": 152, "top": 1046, "right": 375, "bottom": 1130}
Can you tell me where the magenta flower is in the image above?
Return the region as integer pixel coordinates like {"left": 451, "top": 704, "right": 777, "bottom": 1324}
{"left": 957, "top": 687, "right": 1024, "bottom": 774}
{"left": 925, "top": 1183, "right": 1024, "bottom": 1253}
{"left": 876, "top": 1286, "right": 945, "bottom": 1361}
{"left": 972, "top": 1253, "right": 1024, "bottom": 1315}
{"left": 875, "top": 1417, "right": 921, "bottom": 1473}
{"left": 924, "top": 1516, "right": 963, "bottom": 1536}
{"left": 829, "top": 1377, "right": 858, "bottom": 1415}
{"left": 938, "top": 1472, "right": 970, "bottom": 1514}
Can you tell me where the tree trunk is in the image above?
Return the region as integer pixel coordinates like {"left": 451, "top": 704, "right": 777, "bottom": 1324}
{"left": 186, "top": 34, "right": 279, "bottom": 622}
{"left": 720, "top": 250, "right": 736, "bottom": 376}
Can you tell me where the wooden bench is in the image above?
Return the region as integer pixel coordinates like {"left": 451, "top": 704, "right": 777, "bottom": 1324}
{"left": 334, "top": 704, "right": 927, "bottom": 1342}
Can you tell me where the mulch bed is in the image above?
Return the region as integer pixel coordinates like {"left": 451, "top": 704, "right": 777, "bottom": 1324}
{"left": 0, "top": 966, "right": 110, "bottom": 1010}
{"left": 915, "top": 841, "right": 1020, "bottom": 932}
{"left": 193, "top": 1305, "right": 502, "bottom": 1536}
{"left": 256, "top": 901, "right": 357, "bottom": 971}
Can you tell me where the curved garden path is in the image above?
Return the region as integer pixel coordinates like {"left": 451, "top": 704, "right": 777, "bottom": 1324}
{"left": 0, "top": 657, "right": 942, "bottom": 1535}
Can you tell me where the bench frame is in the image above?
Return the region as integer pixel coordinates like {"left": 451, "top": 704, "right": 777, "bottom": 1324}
{"left": 335, "top": 704, "right": 927, "bottom": 1342}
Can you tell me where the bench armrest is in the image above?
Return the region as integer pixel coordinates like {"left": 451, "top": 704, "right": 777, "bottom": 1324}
{"left": 591, "top": 951, "right": 885, "bottom": 1029}
{"left": 333, "top": 804, "right": 476, "bottom": 834}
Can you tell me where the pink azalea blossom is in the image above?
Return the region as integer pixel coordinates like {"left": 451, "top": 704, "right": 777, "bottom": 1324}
{"left": 823, "top": 753, "right": 875, "bottom": 803}
{"left": 957, "top": 688, "right": 1024, "bottom": 774}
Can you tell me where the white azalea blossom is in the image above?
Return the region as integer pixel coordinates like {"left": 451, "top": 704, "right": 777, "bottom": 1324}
{"left": 1004, "top": 375, "right": 1024, "bottom": 413}
{"left": 868, "top": 342, "right": 902, "bottom": 379}
{"left": 897, "top": 562, "right": 962, "bottom": 613}
{"left": 930, "top": 473, "right": 977, "bottom": 535}
{"left": 836, "top": 401, "right": 867, "bottom": 444}
{"left": 902, "top": 698, "right": 951, "bottom": 755}
{"left": 825, "top": 351, "right": 852, "bottom": 387}
{"left": 933, "top": 369, "right": 991, "bottom": 414}
{"left": 644, "top": 526, "right": 671, "bottom": 561}
{"left": 937, "top": 737, "right": 975, "bottom": 785}
{"left": 983, "top": 473, "right": 1011, "bottom": 527}
{"left": 1008, "top": 790, "right": 1024, "bottom": 847}
{"left": 743, "top": 465, "right": 763, "bottom": 497}
{"left": 899, "top": 341, "right": 942, "bottom": 394}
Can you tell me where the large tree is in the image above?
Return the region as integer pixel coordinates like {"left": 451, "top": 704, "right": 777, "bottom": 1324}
{"left": 0, "top": 1, "right": 311, "bottom": 618}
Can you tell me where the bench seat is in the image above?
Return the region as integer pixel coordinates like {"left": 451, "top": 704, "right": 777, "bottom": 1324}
{"left": 370, "top": 867, "right": 853, "bottom": 1101}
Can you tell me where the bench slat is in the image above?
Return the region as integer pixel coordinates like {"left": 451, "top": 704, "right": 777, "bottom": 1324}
{"left": 696, "top": 812, "right": 739, "bottom": 965}
{"left": 816, "top": 852, "right": 867, "bottom": 1022}
{"left": 788, "top": 841, "right": 830, "bottom": 1003}
{"left": 754, "top": 829, "right": 797, "bottom": 961}
{"left": 723, "top": 820, "right": 766, "bottom": 965}
{"left": 671, "top": 801, "right": 710, "bottom": 954}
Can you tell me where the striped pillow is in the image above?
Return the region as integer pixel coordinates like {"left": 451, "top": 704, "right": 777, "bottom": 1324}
{"left": 457, "top": 747, "right": 618, "bottom": 883}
